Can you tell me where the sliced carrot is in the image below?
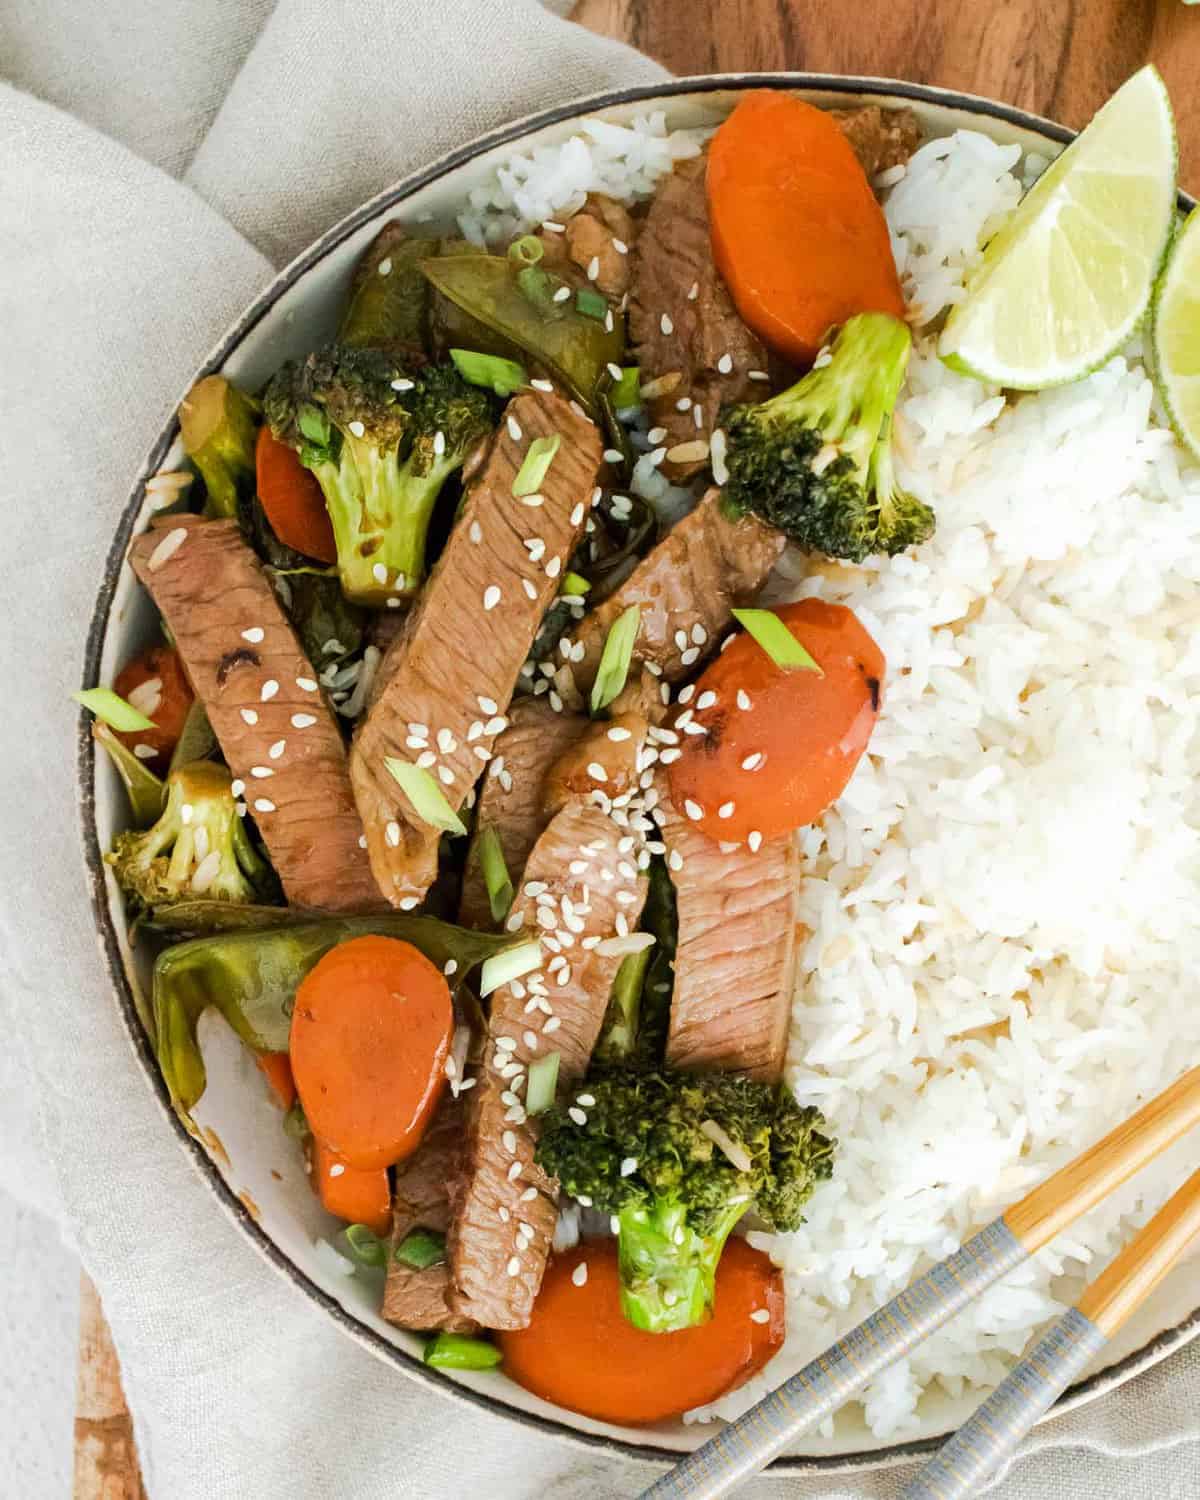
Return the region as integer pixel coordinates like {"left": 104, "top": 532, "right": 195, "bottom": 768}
{"left": 310, "top": 1138, "right": 391, "bottom": 1237}
{"left": 113, "top": 645, "right": 194, "bottom": 774}
{"left": 255, "top": 424, "right": 338, "bottom": 563}
{"left": 255, "top": 1052, "right": 296, "bottom": 1111}
{"left": 707, "top": 91, "right": 905, "bottom": 365}
{"left": 498, "top": 1237, "right": 784, "bottom": 1425}
{"left": 290, "top": 936, "right": 452, "bottom": 1171}
{"left": 667, "top": 599, "right": 884, "bottom": 843}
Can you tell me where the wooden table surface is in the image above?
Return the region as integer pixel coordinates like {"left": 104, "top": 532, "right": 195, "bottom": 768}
{"left": 75, "top": 4, "right": 1200, "bottom": 1495}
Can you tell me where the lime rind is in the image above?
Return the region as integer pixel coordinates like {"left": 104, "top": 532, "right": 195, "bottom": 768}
{"left": 939, "top": 66, "right": 1178, "bottom": 391}
{"left": 1150, "top": 205, "right": 1200, "bottom": 461}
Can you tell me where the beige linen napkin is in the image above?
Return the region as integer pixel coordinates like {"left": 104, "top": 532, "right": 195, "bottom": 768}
{"left": 1, "top": 2, "right": 1197, "bottom": 1494}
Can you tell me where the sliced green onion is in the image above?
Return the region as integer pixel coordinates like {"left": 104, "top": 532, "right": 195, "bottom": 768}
{"left": 512, "top": 434, "right": 561, "bottom": 498}
{"left": 560, "top": 572, "right": 591, "bottom": 597}
{"left": 508, "top": 235, "right": 544, "bottom": 267}
{"left": 612, "top": 366, "right": 641, "bottom": 409}
{"left": 395, "top": 1228, "right": 446, "bottom": 1269}
{"left": 384, "top": 757, "right": 467, "bottom": 836}
{"left": 92, "top": 722, "right": 164, "bottom": 828}
{"left": 343, "top": 1223, "right": 387, "bottom": 1268}
{"left": 424, "top": 1332, "right": 503, "bottom": 1371}
{"left": 525, "top": 1051, "right": 561, "bottom": 1115}
{"left": 731, "top": 608, "right": 824, "bottom": 675}
{"left": 478, "top": 825, "right": 514, "bottom": 923}
{"left": 516, "top": 264, "right": 556, "bottom": 311}
{"left": 590, "top": 603, "right": 641, "bottom": 714}
{"left": 73, "top": 686, "right": 156, "bottom": 733}
{"left": 450, "top": 348, "right": 527, "bottom": 398}
{"left": 480, "top": 939, "right": 542, "bottom": 997}
{"left": 575, "top": 287, "right": 608, "bottom": 321}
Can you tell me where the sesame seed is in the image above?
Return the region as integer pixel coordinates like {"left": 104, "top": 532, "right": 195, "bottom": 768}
{"left": 684, "top": 799, "right": 703, "bottom": 821}
{"left": 292, "top": 713, "right": 316, "bottom": 728}
{"left": 373, "top": 562, "right": 388, "bottom": 585}
{"left": 750, "top": 1308, "right": 771, "bottom": 1324}
{"left": 229, "top": 779, "right": 245, "bottom": 797}
{"left": 437, "top": 765, "right": 454, "bottom": 786}
{"left": 254, "top": 798, "right": 276, "bottom": 814}
{"left": 523, "top": 579, "right": 538, "bottom": 600}
{"left": 433, "top": 430, "right": 446, "bottom": 457}
{"left": 687, "top": 281, "right": 699, "bottom": 301}
{"left": 570, "top": 501, "right": 585, "bottom": 526}
{"left": 718, "top": 801, "right": 735, "bottom": 819}
{"left": 250, "top": 766, "right": 273, "bottom": 779}
{"left": 676, "top": 396, "right": 693, "bottom": 411}
{"left": 502, "top": 1130, "right": 517, "bottom": 1153}
{"left": 749, "top": 369, "right": 770, "bottom": 383}
{"left": 297, "top": 677, "right": 317, "bottom": 692}
{"left": 377, "top": 257, "right": 393, "bottom": 276}
{"left": 604, "top": 308, "right": 615, "bottom": 333}
{"left": 507, "top": 1162, "right": 523, "bottom": 1182}
{"left": 680, "top": 646, "right": 700, "bottom": 667}
{"left": 586, "top": 255, "right": 600, "bottom": 282}
{"left": 399, "top": 896, "right": 420, "bottom": 911}
{"left": 603, "top": 448, "right": 623, "bottom": 464}
{"left": 329, "top": 1163, "right": 345, "bottom": 1178}
{"left": 552, "top": 285, "right": 571, "bottom": 303}
{"left": 748, "top": 830, "right": 763, "bottom": 852}
{"left": 544, "top": 1016, "right": 562, "bottom": 1033}
{"left": 146, "top": 527, "right": 188, "bottom": 571}
{"left": 241, "top": 627, "right": 264, "bottom": 644}
{"left": 507, "top": 415, "right": 523, "bottom": 441}
{"left": 545, "top": 557, "right": 562, "bottom": 580}
{"left": 391, "top": 378, "right": 414, "bottom": 392}
{"left": 521, "top": 493, "right": 544, "bottom": 508}
{"left": 348, "top": 420, "right": 366, "bottom": 439}
{"left": 738, "top": 689, "right": 752, "bottom": 710}
{"left": 742, "top": 752, "right": 764, "bottom": 771}
{"left": 530, "top": 378, "right": 554, "bottom": 392}
{"left": 571, "top": 1261, "right": 588, "bottom": 1287}
{"left": 668, "top": 848, "right": 684, "bottom": 870}
{"left": 358, "top": 834, "right": 367, "bottom": 849}
{"left": 647, "top": 426, "right": 667, "bottom": 444}
{"left": 520, "top": 1187, "right": 538, "bottom": 1203}
{"left": 660, "top": 313, "right": 674, "bottom": 335}
{"left": 696, "top": 690, "right": 716, "bottom": 710}
{"left": 417, "top": 750, "right": 436, "bottom": 769}
{"left": 240, "top": 708, "right": 258, "bottom": 726}
{"left": 261, "top": 680, "right": 279, "bottom": 702}
{"left": 523, "top": 1030, "right": 538, "bottom": 1050}
{"left": 436, "top": 728, "right": 455, "bottom": 752}
{"left": 131, "top": 744, "right": 154, "bottom": 761}
{"left": 543, "top": 219, "right": 564, "bottom": 232}
{"left": 385, "top": 821, "right": 401, "bottom": 847}
{"left": 444, "top": 959, "right": 458, "bottom": 977}
{"left": 717, "top": 353, "right": 733, "bottom": 374}
{"left": 506, "top": 1257, "right": 521, "bottom": 1277}
{"left": 483, "top": 585, "right": 502, "bottom": 611}
{"left": 469, "top": 520, "right": 483, "bottom": 544}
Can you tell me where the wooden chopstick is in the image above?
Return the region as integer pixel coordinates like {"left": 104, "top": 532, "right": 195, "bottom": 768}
{"left": 901, "top": 1167, "right": 1200, "bottom": 1499}
{"left": 639, "top": 1065, "right": 1200, "bottom": 1500}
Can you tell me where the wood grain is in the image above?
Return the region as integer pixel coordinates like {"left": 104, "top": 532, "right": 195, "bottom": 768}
{"left": 1078, "top": 1168, "right": 1200, "bottom": 1337}
{"left": 1004, "top": 1067, "right": 1200, "bottom": 1253}
{"left": 74, "top": 1275, "right": 146, "bottom": 1500}
{"left": 570, "top": 0, "right": 1200, "bottom": 189}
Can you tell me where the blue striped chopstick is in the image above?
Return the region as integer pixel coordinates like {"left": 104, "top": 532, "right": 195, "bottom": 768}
{"left": 639, "top": 1067, "right": 1200, "bottom": 1500}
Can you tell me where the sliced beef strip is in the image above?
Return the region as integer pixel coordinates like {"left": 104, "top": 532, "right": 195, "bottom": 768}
{"left": 458, "top": 698, "right": 589, "bottom": 929}
{"left": 349, "top": 390, "right": 603, "bottom": 908}
{"left": 538, "top": 194, "right": 634, "bottom": 301}
{"left": 566, "top": 488, "right": 785, "bottom": 693}
{"left": 543, "top": 707, "right": 648, "bottom": 816}
{"left": 382, "top": 1094, "right": 478, "bottom": 1333}
{"left": 655, "top": 778, "right": 800, "bottom": 1083}
{"left": 831, "top": 105, "right": 923, "bottom": 177}
{"left": 129, "top": 516, "right": 382, "bottom": 912}
{"left": 447, "top": 801, "right": 648, "bottom": 1329}
{"left": 629, "top": 154, "right": 768, "bottom": 482}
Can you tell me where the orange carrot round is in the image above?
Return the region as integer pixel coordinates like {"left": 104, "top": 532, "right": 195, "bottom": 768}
{"left": 113, "top": 645, "right": 193, "bottom": 773}
{"left": 667, "top": 599, "right": 884, "bottom": 844}
{"left": 255, "top": 424, "right": 338, "bottom": 563}
{"left": 255, "top": 1052, "right": 296, "bottom": 1112}
{"left": 498, "top": 1237, "right": 784, "bottom": 1425}
{"left": 708, "top": 91, "right": 905, "bottom": 365}
{"left": 290, "top": 936, "right": 452, "bottom": 1170}
{"left": 310, "top": 1138, "right": 392, "bottom": 1237}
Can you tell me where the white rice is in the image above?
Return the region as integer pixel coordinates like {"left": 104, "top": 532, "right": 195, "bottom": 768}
{"left": 459, "top": 119, "right": 1200, "bottom": 1441}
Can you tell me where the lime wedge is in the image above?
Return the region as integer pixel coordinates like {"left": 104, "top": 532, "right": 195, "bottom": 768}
{"left": 1151, "top": 207, "right": 1200, "bottom": 459}
{"left": 939, "top": 67, "right": 1177, "bottom": 389}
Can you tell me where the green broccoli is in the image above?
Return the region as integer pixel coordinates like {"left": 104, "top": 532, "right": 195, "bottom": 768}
{"left": 536, "top": 1070, "right": 833, "bottom": 1333}
{"left": 722, "top": 312, "right": 935, "bottom": 563}
{"left": 263, "top": 345, "right": 493, "bottom": 606}
{"left": 178, "top": 375, "right": 260, "bottom": 519}
{"left": 106, "top": 761, "right": 270, "bottom": 910}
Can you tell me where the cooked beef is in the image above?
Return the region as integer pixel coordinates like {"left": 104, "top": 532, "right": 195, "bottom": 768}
{"left": 629, "top": 155, "right": 768, "bottom": 482}
{"left": 543, "top": 707, "right": 648, "bottom": 815}
{"left": 566, "top": 488, "right": 785, "bottom": 692}
{"left": 832, "top": 105, "right": 923, "bottom": 177}
{"left": 657, "top": 777, "right": 800, "bottom": 1083}
{"left": 458, "top": 698, "right": 588, "bottom": 929}
{"left": 349, "top": 390, "right": 603, "bottom": 907}
{"left": 447, "top": 801, "right": 648, "bottom": 1328}
{"left": 382, "top": 1094, "right": 478, "bottom": 1333}
{"left": 129, "top": 516, "right": 381, "bottom": 911}
{"left": 539, "top": 194, "right": 634, "bottom": 301}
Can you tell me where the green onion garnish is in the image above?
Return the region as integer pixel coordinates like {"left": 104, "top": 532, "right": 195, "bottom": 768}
{"left": 575, "top": 287, "right": 608, "bottom": 321}
{"left": 508, "top": 235, "right": 544, "bottom": 267}
{"left": 478, "top": 825, "right": 514, "bottom": 923}
{"left": 395, "top": 1228, "right": 447, "bottom": 1269}
{"left": 424, "top": 1332, "right": 503, "bottom": 1371}
{"left": 384, "top": 757, "right": 467, "bottom": 835}
{"left": 525, "top": 1051, "right": 561, "bottom": 1115}
{"left": 731, "top": 608, "right": 823, "bottom": 675}
{"left": 516, "top": 264, "right": 557, "bottom": 311}
{"left": 343, "top": 1224, "right": 387, "bottom": 1268}
{"left": 612, "top": 366, "right": 641, "bottom": 409}
{"left": 590, "top": 604, "right": 641, "bottom": 714}
{"left": 480, "top": 939, "right": 543, "bottom": 997}
{"left": 512, "top": 434, "right": 561, "bottom": 497}
{"left": 73, "top": 686, "right": 156, "bottom": 733}
{"left": 560, "top": 572, "right": 591, "bottom": 597}
{"left": 450, "top": 348, "right": 527, "bottom": 398}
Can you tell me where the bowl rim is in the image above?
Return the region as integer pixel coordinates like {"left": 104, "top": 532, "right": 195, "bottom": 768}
{"left": 77, "top": 69, "right": 1200, "bottom": 1476}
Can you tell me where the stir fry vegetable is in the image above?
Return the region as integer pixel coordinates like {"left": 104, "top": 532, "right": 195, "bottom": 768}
{"left": 92, "top": 722, "right": 165, "bottom": 827}
{"left": 255, "top": 426, "right": 337, "bottom": 563}
{"left": 667, "top": 600, "right": 884, "bottom": 843}
{"left": 339, "top": 223, "right": 438, "bottom": 352}
{"left": 178, "top": 374, "right": 260, "bottom": 519}
{"left": 311, "top": 1138, "right": 392, "bottom": 1236}
{"left": 112, "top": 644, "right": 194, "bottom": 773}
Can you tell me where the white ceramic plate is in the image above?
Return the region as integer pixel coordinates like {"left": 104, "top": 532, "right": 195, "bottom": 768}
{"left": 79, "top": 75, "right": 1200, "bottom": 1476}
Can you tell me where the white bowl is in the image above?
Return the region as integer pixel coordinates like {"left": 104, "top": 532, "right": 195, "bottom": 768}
{"left": 79, "top": 74, "right": 1200, "bottom": 1476}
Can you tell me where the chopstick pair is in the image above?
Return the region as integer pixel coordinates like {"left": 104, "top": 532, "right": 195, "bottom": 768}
{"left": 641, "top": 1066, "right": 1200, "bottom": 1500}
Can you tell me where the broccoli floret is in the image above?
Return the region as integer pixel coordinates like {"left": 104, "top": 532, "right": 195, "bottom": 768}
{"left": 536, "top": 1070, "right": 834, "bottom": 1332}
{"left": 105, "top": 761, "right": 270, "bottom": 910}
{"left": 264, "top": 345, "right": 493, "bottom": 606}
{"left": 722, "top": 312, "right": 935, "bottom": 563}
{"left": 178, "top": 375, "right": 260, "bottom": 519}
